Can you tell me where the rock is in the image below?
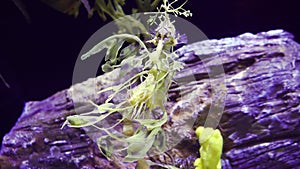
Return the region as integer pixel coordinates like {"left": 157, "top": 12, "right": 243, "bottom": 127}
{"left": 175, "top": 29, "right": 300, "bottom": 168}
{"left": 1, "top": 30, "right": 300, "bottom": 169}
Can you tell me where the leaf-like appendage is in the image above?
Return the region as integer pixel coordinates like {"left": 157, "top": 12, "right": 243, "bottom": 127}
{"left": 135, "top": 111, "right": 167, "bottom": 130}
{"left": 94, "top": 0, "right": 125, "bottom": 21}
{"left": 97, "top": 135, "right": 113, "bottom": 160}
{"left": 124, "top": 127, "right": 161, "bottom": 162}
{"left": 81, "top": 34, "right": 149, "bottom": 73}
{"left": 65, "top": 115, "right": 100, "bottom": 128}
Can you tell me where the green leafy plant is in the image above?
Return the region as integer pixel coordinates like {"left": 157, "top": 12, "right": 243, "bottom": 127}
{"left": 63, "top": 0, "right": 193, "bottom": 168}
{"left": 40, "top": 0, "right": 161, "bottom": 18}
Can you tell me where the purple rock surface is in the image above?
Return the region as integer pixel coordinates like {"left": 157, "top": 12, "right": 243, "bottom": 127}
{"left": 1, "top": 30, "right": 300, "bottom": 169}
{"left": 176, "top": 29, "right": 300, "bottom": 169}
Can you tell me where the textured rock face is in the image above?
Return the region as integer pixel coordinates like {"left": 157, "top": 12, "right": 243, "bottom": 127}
{"left": 176, "top": 30, "right": 300, "bottom": 168}
{"left": 1, "top": 30, "right": 300, "bottom": 169}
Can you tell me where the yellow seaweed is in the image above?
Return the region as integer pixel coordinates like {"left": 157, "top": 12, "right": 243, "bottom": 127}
{"left": 194, "top": 126, "right": 223, "bottom": 169}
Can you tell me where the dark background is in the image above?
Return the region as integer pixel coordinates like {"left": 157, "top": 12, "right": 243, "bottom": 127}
{"left": 1, "top": 0, "right": 299, "bottom": 144}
